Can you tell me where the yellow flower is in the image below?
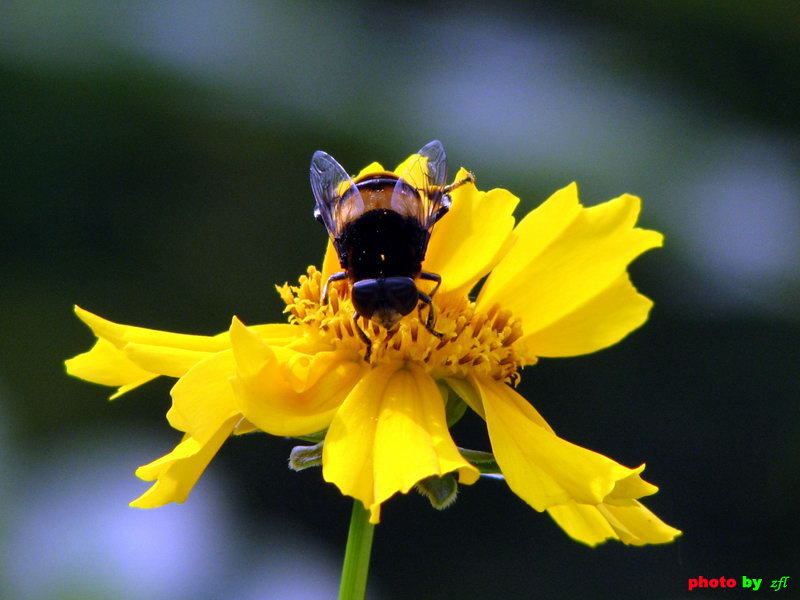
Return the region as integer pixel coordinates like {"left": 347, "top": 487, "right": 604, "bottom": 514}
{"left": 65, "top": 152, "right": 680, "bottom": 546}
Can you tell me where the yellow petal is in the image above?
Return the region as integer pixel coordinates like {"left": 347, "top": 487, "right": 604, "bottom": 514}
{"left": 476, "top": 377, "right": 636, "bottom": 510}
{"left": 123, "top": 343, "right": 212, "bottom": 378}
{"left": 130, "top": 414, "right": 239, "bottom": 508}
{"left": 393, "top": 154, "right": 424, "bottom": 180}
{"left": 67, "top": 305, "right": 303, "bottom": 398}
{"left": 229, "top": 318, "right": 362, "bottom": 436}
{"left": 65, "top": 338, "right": 156, "bottom": 397}
{"left": 355, "top": 161, "right": 384, "bottom": 180}
{"left": 74, "top": 306, "right": 229, "bottom": 352}
{"left": 423, "top": 169, "right": 519, "bottom": 298}
{"left": 605, "top": 466, "right": 659, "bottom": 503}
{"left": 229, "top": 316, "right": 274, "bottom": 377}
{"left": 165, "top": 350, "right": 239, "bottom": 435}
{"left": 478, "top": 183, "right": 582, "bottom": 305}
{"left": 477, "top": 187, "right": 662, "bottom": 355}
{"left": 516, "top": 273, "right": 654, "bottom": 358}
{"left": 443, "top": 376, "right": 485, "bottom": 419}
{"left": 548, "top": 500, "right": 682, "bottom": 546}
{"left": 250, "top": 323, "right": 308, "bottom": 346}
{"left": 233, "top": 417, "right": 258, "bottom": 435}
{"left": 323, "top": 363, "right": 479, "bottom": 523}
{"left": 67, "top": 306, "right": 235, "bottom": 397}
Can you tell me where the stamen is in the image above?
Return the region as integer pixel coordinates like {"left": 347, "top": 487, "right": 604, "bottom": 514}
{"left": 280, "top": 267, "right": 527, "bottom": 382}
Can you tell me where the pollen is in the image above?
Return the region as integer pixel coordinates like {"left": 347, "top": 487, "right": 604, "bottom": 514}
{"left": 277, "top": 267, "right": 528, "bottom": 383}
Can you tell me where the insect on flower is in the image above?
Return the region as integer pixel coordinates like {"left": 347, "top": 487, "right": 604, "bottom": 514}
{"left": 65, "top": 142, "right": 681, "bottom": 544}
{"left": 310, "top": 140, "right": 473, "bottom": 361}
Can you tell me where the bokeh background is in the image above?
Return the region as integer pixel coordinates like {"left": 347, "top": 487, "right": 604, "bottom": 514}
{"left": 2, "top": 1, "right": 799, "bottom": 598}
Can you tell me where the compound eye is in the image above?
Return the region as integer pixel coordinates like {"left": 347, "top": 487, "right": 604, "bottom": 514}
{"left": 351, "top": 279, "right": 380, "bottom": 318}
{"left": 382, "top": 277, "right": 419, "bottom": 316}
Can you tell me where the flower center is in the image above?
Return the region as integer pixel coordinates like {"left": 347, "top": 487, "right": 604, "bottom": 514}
{"left": 278, "top": 267, "right": 527, "bottom": 382}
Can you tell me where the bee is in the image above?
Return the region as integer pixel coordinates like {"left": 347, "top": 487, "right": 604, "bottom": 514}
{"left": 310, "top": 140, "right": 473, "bottom": 361}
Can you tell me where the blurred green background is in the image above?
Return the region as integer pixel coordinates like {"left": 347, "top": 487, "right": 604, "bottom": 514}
{"left": 2, "top": 1, "right": 799, "bottom": 598}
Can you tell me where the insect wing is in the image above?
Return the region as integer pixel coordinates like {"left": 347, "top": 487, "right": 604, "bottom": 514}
{"left": 310, "top": 150, "right": 364, "bottom": 239}
{"left": 392, "top": 140, "right": 448, "bottom": 229}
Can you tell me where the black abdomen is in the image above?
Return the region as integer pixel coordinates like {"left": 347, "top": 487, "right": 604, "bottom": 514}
{"left": 341, "top": 209, "right": 426, "bottom": 280}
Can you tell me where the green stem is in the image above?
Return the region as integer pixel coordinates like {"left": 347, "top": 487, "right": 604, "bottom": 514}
{"left": 338, "top": 499, "right": 376, "bottom": 600}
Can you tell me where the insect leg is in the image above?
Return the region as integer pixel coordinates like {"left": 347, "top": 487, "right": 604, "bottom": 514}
{"left": 418, "top": 271, "right": 442, "bottom": 297}
{"left": 442, "top": 172, "right": 475, "bottom": 194}
{"left": 430, "top": 173, "right": 475, "bottom": 225}
{"left": 418, "top": 292, "right": 443, "bottom": 338}
{"left": 352, "top": 311, "right": 373, "bottom": 362}
{"left": 321, "top": 271, "right": 347, "bottom": 304}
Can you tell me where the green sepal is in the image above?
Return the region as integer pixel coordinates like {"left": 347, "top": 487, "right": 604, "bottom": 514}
{"left": 458, "top": 447, "right": 502, "bottom": 475}
{"left": 293, "top": 428, "right": 327, "bottom": 443}
{"left": 288, "top": 441, "right": 324, "bottom": 471}
{"left": 415, "top": 474, "right": 459, "bottom": 510}
{"left": 437, "top": 381, "right": 468, "bottom": 428}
